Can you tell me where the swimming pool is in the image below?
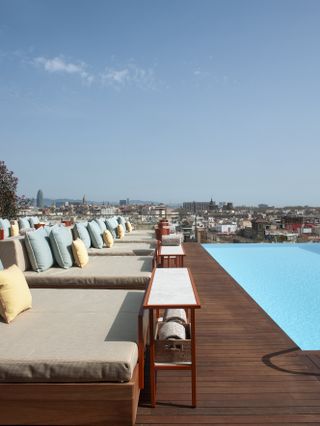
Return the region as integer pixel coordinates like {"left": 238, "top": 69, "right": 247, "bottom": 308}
{"left": 202, "top": 243, "right": 320, "bottom": 350}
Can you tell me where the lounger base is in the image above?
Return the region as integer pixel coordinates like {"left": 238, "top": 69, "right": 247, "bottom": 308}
{"left": 0, "top": 365, "right": 140, "bottom": 425}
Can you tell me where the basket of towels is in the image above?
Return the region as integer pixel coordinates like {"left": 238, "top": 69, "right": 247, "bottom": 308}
{"left": 155, "top": 308, "right": 191, "bottom": 363}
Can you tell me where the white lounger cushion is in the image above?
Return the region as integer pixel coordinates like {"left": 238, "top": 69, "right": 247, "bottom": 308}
{"left": 0, "top": 288, "right": 143, "bottom": 382}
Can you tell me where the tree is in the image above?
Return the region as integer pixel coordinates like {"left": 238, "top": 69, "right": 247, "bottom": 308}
{"left": 0, "top": 161, "right": 18, "bottom": 219}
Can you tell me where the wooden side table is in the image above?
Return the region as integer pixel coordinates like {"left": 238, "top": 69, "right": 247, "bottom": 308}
{"left": 143, "top": 268, "right": 201, "bottom": 407}
{"left": 158, "top": 245, "right": 185, "bottom": 267}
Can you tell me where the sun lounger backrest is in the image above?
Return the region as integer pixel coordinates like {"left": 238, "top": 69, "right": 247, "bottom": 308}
{"left": 0, "top": 236, "right": 31, "bottom": 271}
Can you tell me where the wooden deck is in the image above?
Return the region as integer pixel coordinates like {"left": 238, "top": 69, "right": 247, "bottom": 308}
{"left": 136, "top": 243, "right": 320, "bottom": 425}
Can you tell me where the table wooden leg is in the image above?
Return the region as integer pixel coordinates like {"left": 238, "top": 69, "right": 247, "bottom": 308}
{"left": 149, "top": 309, "right": 156, "bottom": 407}
{"left": 186, "top": 308, "right": 190, "bottom": 322}
{"left": 191, "top": 309, "right": 197, "bottom": 407}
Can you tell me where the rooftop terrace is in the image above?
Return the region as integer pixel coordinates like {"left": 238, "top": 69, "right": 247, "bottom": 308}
{"left": 137, "top": 243, "right": 320, "bottom": 425}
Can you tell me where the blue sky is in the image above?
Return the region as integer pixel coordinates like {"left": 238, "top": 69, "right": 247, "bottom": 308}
{"left": 1, "top": 0, "right": 320, "bottom": 205}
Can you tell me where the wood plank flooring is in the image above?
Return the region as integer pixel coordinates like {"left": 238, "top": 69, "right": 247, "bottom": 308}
{"left": 136, "top": 243, "right": 320, "bottom": 425}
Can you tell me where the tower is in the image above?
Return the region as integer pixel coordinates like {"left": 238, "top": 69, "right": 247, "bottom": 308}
{"left": 36, "top": 190, "right": 44, "bottom": 208}
{"left": 209, "top": 198, "right": 215, "bottom": 211}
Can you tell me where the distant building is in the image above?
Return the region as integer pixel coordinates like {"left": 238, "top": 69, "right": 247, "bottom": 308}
{"left": 183, "top": 201, "right": 211, "bottom": 213}
{"left": 282, "top": 215, "right": 304, "bottom": 232}
{"left": 82, "top": 194, "right": 87, "bottom": 205}
{"left": 101, "top": 206, "right": 117, "bottom": 216}
{"left": 119, "top": 199, "right": 127, "bottom": 206}
{"left": 213, "top": 223, "right": 237, "bottom": 234}
{"left": 209, "top": 198, "right": 217, "bottom": 211}
{"left": 140, "top": 205, "right": 166, "bottom": 218}
{"left": 251, "top": 218, "right": 269, "bottom": 239}
{"left": 36, "top": 190, "right": 44, "bottom": 208}
{"left": 224, "top": 202, "right": 234, "bottom": 211}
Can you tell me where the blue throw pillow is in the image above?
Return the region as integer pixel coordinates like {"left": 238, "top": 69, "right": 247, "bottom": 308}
{"left": 73, "top": 222, "right": 91, "bottom": 249}
{"left": 87, "top": 221, "right": 104, "bottom": 249}
{"left": 105, "top": 219, "right": 117, "bottom": 238}
{"left": 112, "top": 216, "right": 119, "bottom": 227}
{"left": 0, "top": 219, "right": 10, "bottom": 238}
{"left": 94, "top": 218, "right": 107, "bottom": 233}
{"left": 25, "top": 227, "right": 54, "bottom": 272}
{"left": 43, "top": 225, "right": 52, "bottom": 236}
{"left": 117, "top": 216, "right": 127, "bottom": 232}
{"left": 49, "top": 225, "right": 74, "bottom": 269}
{"left": 18, "top": 217, "right": 31, "bottom": 230}
{"left": 29, "top": 216, "right": 40, "bottom": 227}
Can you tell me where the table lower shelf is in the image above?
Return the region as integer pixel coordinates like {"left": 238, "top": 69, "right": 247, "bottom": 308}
{"left": 154, "top": 362, "right": 192, "bottom": 368}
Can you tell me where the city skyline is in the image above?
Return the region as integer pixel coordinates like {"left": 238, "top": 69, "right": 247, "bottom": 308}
{"left": 1, "top": 1, "right": 320, "bottom": 205}
{"left": 21, "top": 190, "right": 320, "bottom": 209}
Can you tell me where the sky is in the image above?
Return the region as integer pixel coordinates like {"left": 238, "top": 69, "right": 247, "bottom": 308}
{"left": 1, "top": 0, "right": 320, "bottom": 206}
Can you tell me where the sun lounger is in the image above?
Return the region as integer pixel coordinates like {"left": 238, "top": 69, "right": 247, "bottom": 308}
{"left": 0, "top": 236, "right": 154, "bottom": 289}
{"left": 0, "top": 236, "right": 30, "bottom": 271}
{"left": 0, "top": 288, "right": 148, "bottom": 425}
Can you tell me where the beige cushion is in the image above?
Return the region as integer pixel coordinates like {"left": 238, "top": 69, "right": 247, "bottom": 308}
{"left": 72, "top": 239, "right": 89, "bottom": 268}
{"left": 0, "top": 288, "right": 144, "bottom": 382}
{"left": 114, "top": 230, "right": 155, "bottom": 244}
{"left": 88, "top": 242, "right": 155, "bottom": 257}
{"left": 24, "top": 256, "right": 152, "bottom": 290}
{"left": 130, "top": 230, "right": 154, "bottom": 235}
{"left": 0, "top": 265, "right": 32, "bottom": 323}
{"left": 103, "top": 229, "right": 114, "bottom": 248}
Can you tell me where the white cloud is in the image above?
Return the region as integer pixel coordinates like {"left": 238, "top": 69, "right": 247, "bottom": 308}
{"left": 193, "top": 68, "right": 211, "bottom": 78}
{"left": 102, "top": 68, "right": 130, "bottom": 85}
{"left": 34, "top": 56, "right": 94, "bottom": 85}
{"left": 100, "top": 64, "right": 156, "bottom": 90}
{"left": 32, "top": 56, "right": 157, "bottom": 90}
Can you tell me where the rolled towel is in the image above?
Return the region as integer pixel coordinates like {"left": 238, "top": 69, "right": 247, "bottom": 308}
{"left": 163, "top": 308, "right": 187, "bottom": 325}
{"left": 161, "top": 234, "right": 183, "bottom": 246}
{"left": 158, "top": 321, "right": 186, "bottom": 340}
{"left": 169, "top": 225, "right": 177, "bottom": 234}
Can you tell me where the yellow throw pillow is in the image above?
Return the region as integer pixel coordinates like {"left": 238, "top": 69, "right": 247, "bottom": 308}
{"left": 103, "top": 230, "right": 114, "bottom": 248}
{"left": 125, "top": 221, "right": 133, "bottom": 232}
{"left": 72, "top": 239, "right": 89, "bottom": 268}
{"left": 10, "top": 222, "right": 19, "bottom": 237}
{"left": 0, "top": 264, "right": 32, "bottom": 323}
{"left": 117, "top": 224, "right": 125, "bottom": 239}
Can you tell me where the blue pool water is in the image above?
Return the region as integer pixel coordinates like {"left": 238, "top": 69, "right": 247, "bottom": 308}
{"left": 202, "top": 243, "right": 320, "bottom": 350}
